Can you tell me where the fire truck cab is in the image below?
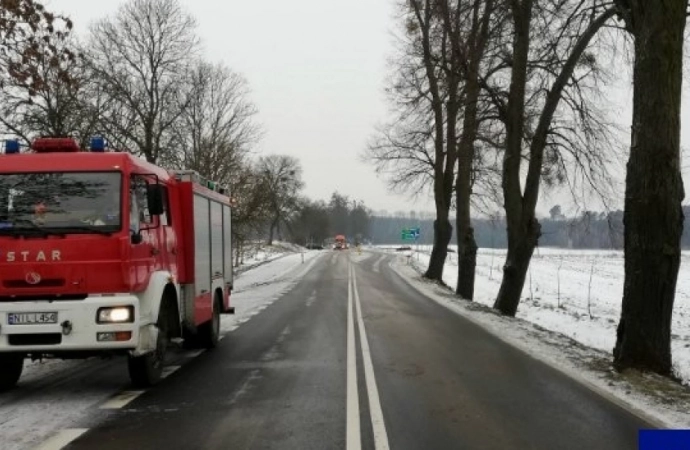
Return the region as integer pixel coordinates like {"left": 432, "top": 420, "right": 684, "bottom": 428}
{"left": 0, "top": 137, "right": 234, "bottom": 389}
{"left": 334, "top": 234, "right": 347, "bottom": 250}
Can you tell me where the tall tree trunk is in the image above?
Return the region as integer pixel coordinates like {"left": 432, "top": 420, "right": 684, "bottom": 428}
{"left": 424, "top": 216, "right": 452, "bottom": 282}
{"left": 493, "top": 0, "right": 532, "bottom": 315}
{"left": 455, "top": 75, "right": 479, "bottom": 299}
{"left": 454, "top": 0, "right": 492, "bottom": 300}
{"left": 411, "top": 0, "right": 456, "bottom": 283}
{"left": 457, "top": 227, "right": 477, "bottom": 299}
{"left": 494, "top": 5, "right": 614, "bottom": 315}
{"left": 614, "top": 0, "right": 687, "bottom": 375}
{"left": 495, "top": 219, "right": 540, "bottom": 316}
{"left": 268, "top": 216, "right": 278, "bottom": 246}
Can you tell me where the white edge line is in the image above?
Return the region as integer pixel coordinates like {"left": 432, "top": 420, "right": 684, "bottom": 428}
{"left": 353, "top": 266, "right": 391, "bottom": 450}
{"left": 161, "top": 365, "right": 181, "bottom": 379}
{"left": 347, "top": 263, "right": 362, "bottom": 450}
{"left": 187, "top": 349, "right": 205, "bottom": 358}
{"left": 99, "top": 390, "right": 146, "bottom": 409}
{"left": 32, "top": 428, "right": 89, "bottom": 450}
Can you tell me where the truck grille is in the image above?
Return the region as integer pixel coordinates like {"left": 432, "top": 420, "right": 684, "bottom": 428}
{"left": 0, "top": 294, "right": 88, "bottom": 302}
{"left": 9, "top": 334, "right": 62, "bottom": 346}
{"left": 3, "top": 279, "right": 65, "bottom": 288}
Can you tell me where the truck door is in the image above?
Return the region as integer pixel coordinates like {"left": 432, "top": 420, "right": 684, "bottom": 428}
{"left": 157, "top": 184, "right": 177, "bottom": 278}
{"left": 129, "top": 176, "right": 154, "bottom": 288}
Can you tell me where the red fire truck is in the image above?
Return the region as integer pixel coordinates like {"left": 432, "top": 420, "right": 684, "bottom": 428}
{"left": 0, "top": 137, "right": 234, "bottom": 389}
{"left": 334, "top": 234, "right": 347, "bottom": 250}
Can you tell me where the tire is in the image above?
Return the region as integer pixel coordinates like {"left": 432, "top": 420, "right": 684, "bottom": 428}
{"left": 197, "top": 294, "right": 221, "bottom": 349}
{"left": 128, "top": 304, "right": 169, "bottom": 387}
{"left": 0, "top": 353, "right": 24, "bottom": 392}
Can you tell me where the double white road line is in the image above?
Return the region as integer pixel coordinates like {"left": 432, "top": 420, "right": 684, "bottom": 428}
{"left": 347, "top": 262, "right": 390, "bottom": 450}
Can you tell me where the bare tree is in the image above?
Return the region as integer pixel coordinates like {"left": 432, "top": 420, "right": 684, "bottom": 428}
{"left": 445, "top": 0, "right": 496, "bottom": 300}
{"left": 409, "top": 0, "right": 460, "bottom": 282}
{"left": 258, "top": 155, "right": 304, "bottom": 246}
{"left": 612, "top": 0, "right": 688, "bottom": 377}
{"left": 0, "top": 37, "right": 96, "bottom": 144}
{"left": 368, "top": 0, "right": 458, "bottom": 281}
{"left": 490, "top": 0, "right": 617, "bottom": 316}
{"left": 165, "top": 60, "right": 261, "bottom": 183}
{"left": 368, "top": 115, "right": 436, "bottom": 198}
{"left": 369, "top": 0, "right": 506, "bottom": 285}
{"left": 290, "top": 199, "right": 332, "bottom": 246}
{"left": 0, "top": 0, "right": 75, "bottom": 94}
{"left": 86, "top": 0, "right": 199, "bottom": 163}
{"left": 230, "top": 161, "right": 272, "bottom": 265}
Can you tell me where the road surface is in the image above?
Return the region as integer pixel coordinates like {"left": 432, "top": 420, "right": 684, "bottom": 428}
{"left": 21, "top": 251, "right": 651, "bottom": 449}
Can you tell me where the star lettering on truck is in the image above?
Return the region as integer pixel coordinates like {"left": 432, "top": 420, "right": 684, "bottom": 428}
{"left": 5, "top": 250, "right": 61, "bottom": 262}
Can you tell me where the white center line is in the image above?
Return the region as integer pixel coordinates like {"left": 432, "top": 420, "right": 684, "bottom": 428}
{"left": 346, "top": 263, "right": 361, "bottom": 450}
{"left": 32, "top": 428, "right": 88, "bottom": 450}
{"left": 353, "top": 266, "right": 391, "bottom": 450}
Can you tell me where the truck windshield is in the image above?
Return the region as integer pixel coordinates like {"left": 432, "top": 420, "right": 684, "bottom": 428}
{"left": 0, "top": 171, "right": 122, "bottom": 235}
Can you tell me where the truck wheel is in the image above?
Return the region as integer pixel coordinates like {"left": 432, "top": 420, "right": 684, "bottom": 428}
{"left": 0, "top": 353, "right": 24, "bottom": 392}
{"left": 128, "top": 306, "right": 169, "bottom": 387}
{"left": 197, "top": 294, "right": 221, "bottom": 349}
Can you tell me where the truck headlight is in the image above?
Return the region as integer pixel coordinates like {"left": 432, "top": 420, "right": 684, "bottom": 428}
{"left": 97, "top": 306, "right": 134, "bottom": 324}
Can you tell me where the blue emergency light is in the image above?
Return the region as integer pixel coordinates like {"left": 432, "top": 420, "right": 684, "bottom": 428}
{"left": 90, "top": 136, "right": 106, "bottom": 152}
{"left": 4, "top": 139, "right": 20, "bottom": 154}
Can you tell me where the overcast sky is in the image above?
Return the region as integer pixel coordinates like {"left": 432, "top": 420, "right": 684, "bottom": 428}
{"left": 44, "top": 0, "right": 690, "bottom": 218}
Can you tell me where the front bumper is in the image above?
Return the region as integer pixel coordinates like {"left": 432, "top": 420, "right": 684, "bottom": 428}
{"left": 0, "top": 295, "right": 142, "bottom": 352}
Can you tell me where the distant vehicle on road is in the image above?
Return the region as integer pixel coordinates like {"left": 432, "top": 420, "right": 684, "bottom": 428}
{"left": 334, "top": 234, "right": 347, "bottom": 250}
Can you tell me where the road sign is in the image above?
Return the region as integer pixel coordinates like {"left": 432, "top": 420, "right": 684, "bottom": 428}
{"left": 401, "top": 227, "right": 421, "bottom": 241}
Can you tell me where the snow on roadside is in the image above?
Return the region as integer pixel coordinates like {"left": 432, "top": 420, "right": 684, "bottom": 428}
{"left": 233, "top": 241, "right": 304, "bottom": 274}
{"left": 221, "top": 250, "right": 323, "bottom": 334}
{"left": 388, "top": 249, "right": 690, "bottom": 428}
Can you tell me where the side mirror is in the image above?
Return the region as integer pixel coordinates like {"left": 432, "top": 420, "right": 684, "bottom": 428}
{"left": 146, "top": 184, "right": 164, "bottom": 216}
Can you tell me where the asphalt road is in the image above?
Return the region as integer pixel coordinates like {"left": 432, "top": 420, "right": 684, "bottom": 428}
{"left": 58, "top": 250, "right": 650, "bottom": 450}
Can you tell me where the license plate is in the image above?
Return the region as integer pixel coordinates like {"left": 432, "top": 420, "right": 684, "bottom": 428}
{"left": 8, "top": 312, "right": 58, "bottom": 325}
